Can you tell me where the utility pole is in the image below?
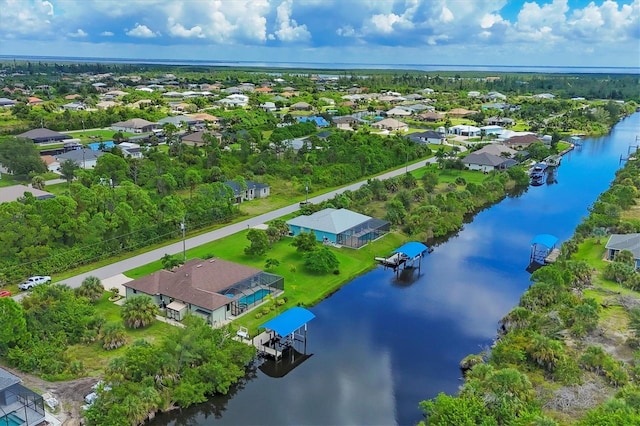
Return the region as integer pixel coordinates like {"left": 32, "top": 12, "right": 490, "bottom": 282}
{"left": 305, "top": 185, "right": 309, "bottom": 204}
{"left": 180, "top": 219, "right": 186, "bottom": 262}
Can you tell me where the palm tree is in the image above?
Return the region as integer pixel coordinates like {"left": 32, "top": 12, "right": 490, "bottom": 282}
{"left": 101, "top": 322, "right": 127, "bottom": 350}
{"left": 76, "top": 275, "right": 104, "bottom": 303}
{"left": 31, "top": 175, "right": 45, "bottom": 190}
{"left": 528, "top": 334, "right": 564, "bottom": 371}
{"left": 121, "top": 295, "right": 159, "bottom": 329}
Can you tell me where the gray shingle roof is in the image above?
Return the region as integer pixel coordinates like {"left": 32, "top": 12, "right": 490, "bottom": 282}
{"left": 0, "top": 368, "right": 21, "bottom": 391}
{"left": 606, "top": 234, "right": 640, "bottom": 259}
{"left": 463, "top": 152, "right": 507, "bottom": 167}
{"left": 286, "top": 208, "right": 372, "bottom": 234}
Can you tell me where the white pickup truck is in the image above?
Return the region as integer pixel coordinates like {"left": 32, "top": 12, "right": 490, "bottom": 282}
{"left": 18, "top": 276, "right": 51, "bottom": 290}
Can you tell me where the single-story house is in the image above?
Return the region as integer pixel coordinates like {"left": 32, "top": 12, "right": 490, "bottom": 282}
{"left": 96, "top": 100, "right": 119, "bottom": 109}
{"left": 447, "top": 108, "right": 477, "bottom": 118}
{"left": 286, "top": 208, "right": 390, "bottom": 249}
{"left": 418, "top": 111, "right": 445, "bottom": 122}
{"left": 260, "top": 102, "right": 277, "bottom": 112}
{"left": 371, "top": 118, "right": 409, "bottom": 132}
{"left": 449, "top": 124, "right": 481, "bottom": 137}
{"left": 27, "top": 97, "right": 43, "bottom": 106}
{"left": 408, "top": 130, "right": 446, "bottom": 145}
{"left": 224, "top": 180, "right": 270, "bottom": 203}
{"left": 187, "top": 113, "right": 220, "bottom": 126}
{"left": 118, "top": 142, "right": 143, "bottom": 158}
{"left": 480, "top": 125, "right": 505, "bottom": 136}
{"left": 158, "top": 115, "right": 198, "bottom": 128}
{"left": 605, "top": 234, "right": 640, "bottom": 268}
{"left": 17, "top": 128, "right": 72, "bottom": 143}
{"left": 55, "top": 148, "right": 105, "bottom": 169}
{"left": 290, "top": 101, "right": 312, "bottom": 111}
{"left": 462, "top": 152, "right": 513, "bottom": 172}
{"left": 473, "top": 144, "right": 518, "bottom": 158}
{"left": 503, "top": 134, "right": 542, "bottom": 148}
{"left": 123, "top": 258, "right": 284, "bottom": 325}
{"left": 180, "top": 131, "right": 222, "bottom": 146}
{"left": 487, "top": 117, "right": 515, "bottom": 126}
{"left": 385, "top": 107, "right": 412, "bottom": 117}
{"left": 61, "top": 102, "right": 86, "bottom": 111}
{"left": 0, "top": 97, "right": 16, "bottom": 107}
{"left": 111, "top": 118, "right": 158, "bottom": 134}
{"left": 0, "top": 185, "right": 55, "bottom": 203}
{"left": 0, "top": 368, "right": 46, "bottom": 426}
{"left": 217, "top": 94, "right": 249, "bottom": 107}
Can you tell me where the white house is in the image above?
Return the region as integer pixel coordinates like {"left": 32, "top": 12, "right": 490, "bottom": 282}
{"left": 449, "top": 124, "right": 481, "bottom": 137}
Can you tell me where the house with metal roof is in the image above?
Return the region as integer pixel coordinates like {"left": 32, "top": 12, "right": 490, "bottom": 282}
{"left": 123, "top": 258, "right": 284, "bottom": 325}
{"left": 0, "top": 368, "right": 46, "bottom": 426}
{"left": 286, "top": 208, "right": 389, "bottom": 249}
{"left": 605, "top": 234, "right": 640, "bottom": 268}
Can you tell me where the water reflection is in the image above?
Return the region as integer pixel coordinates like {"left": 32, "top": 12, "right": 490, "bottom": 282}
{"left": 151, "top": 113, "right": 640, "bottom": 426}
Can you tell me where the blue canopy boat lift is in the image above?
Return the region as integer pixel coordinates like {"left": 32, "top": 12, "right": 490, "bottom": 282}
{"left": 251, "top": 307, "right": 315, "bottom": 362}
{"left": 375, "top": 242, "right": 430, "bottom": 277}
{"left": 530, "top": 234, "right": 561, "bottom": 266}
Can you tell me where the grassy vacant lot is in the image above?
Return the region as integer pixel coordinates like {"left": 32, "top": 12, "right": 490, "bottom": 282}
{"left": 65, "top": 293, "right": 174, "bottom": 375}
{"left": 63, "top": 129, "right": 137, "bottom": 142}
{"left": 126, "top": 229, "right": 407, "bottom": 334}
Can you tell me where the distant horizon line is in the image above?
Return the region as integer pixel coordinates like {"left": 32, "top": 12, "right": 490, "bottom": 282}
{"left": 1, "top": 54, "right": 638, "bottom": 73}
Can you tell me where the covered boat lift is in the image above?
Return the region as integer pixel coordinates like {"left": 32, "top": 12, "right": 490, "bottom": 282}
{"left": 253, "top": 307, "right": 315, "bottom": 361}
{"left": 376, "top": 242, "right": 430, "bottom": 277}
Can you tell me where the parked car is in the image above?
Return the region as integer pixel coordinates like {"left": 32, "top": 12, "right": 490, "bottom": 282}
{"left": 18, "top": 276, "right": 51, "bottom": 291}
{"left": 0, "top": 290, "right": 11, "bottom": 298}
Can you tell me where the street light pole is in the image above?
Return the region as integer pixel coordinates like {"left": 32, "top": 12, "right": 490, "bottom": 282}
{"left": 180, "top": 219, "right": 186, "bottom": 262}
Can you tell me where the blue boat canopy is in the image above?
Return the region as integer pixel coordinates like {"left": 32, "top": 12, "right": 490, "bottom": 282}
{"left": 530, "top": 234, "right": 558, "bottom": 249}
{"left": 260, "top": 307, "right": 315, "bottom": 337}
{"left": 394, "top": 242, "right": 428, "bottom": 258}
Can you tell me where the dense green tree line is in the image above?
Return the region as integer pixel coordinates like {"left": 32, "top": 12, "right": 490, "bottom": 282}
{"left": 0, "top": 130, "right": 425, "bottom": 283}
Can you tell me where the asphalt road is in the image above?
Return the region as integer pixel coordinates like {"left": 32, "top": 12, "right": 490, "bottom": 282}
{"left": 58, "top": 157, "right": 437, "bottom": 288}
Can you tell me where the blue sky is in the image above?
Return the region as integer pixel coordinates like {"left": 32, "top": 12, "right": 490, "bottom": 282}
{"left": 1, "top": 0, "right": 639, "bottom": 67}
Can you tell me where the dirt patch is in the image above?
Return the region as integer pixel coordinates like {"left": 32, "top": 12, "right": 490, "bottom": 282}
{"left": 1, "top": 364, "right": 98, "bottom": 425}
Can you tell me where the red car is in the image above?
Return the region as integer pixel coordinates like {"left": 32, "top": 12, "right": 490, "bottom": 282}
{"left": 0, "top": 290, "right": 11, "bottom": 298}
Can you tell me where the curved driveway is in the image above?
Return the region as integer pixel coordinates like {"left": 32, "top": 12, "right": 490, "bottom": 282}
{"left": 61, "top": 157, "right": 437, "bottom": 288}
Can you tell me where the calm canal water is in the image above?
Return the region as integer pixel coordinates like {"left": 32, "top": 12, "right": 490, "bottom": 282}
{"left": 152, "top": 113, "right": 640, "bottom": 426}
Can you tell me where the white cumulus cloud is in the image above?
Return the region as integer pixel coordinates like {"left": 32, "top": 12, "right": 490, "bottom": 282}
{"left": 274, "top": 0, "right": 311, "bottom": 42}
{"left": 126, "top": 23, "right": 159, "bottom": 38}
{"left": 100, "top": 31, "right": 114, "bottom": 36}
{"left": 68, "top": 28, "right": 87, "bottom": 38}
{"left": 168, "top": 18, "right": 204, "bottom": 38}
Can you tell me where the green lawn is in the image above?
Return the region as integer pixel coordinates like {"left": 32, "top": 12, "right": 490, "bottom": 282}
{"left": 126, "top": 230, "right": 408, "bottom": 334}
{"left": 63, "top": 129, "right": 136, "bottom": 142}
